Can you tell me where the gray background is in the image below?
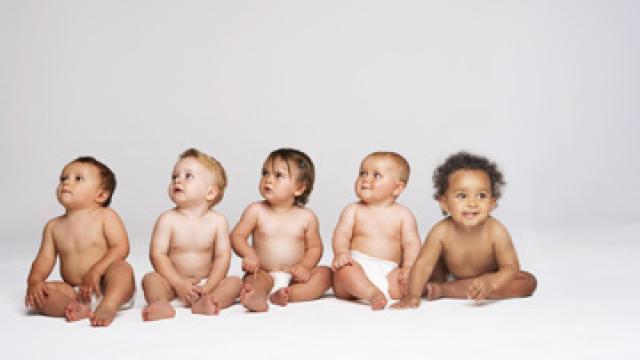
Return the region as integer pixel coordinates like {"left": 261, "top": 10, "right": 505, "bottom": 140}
{"left": 1, "top": 1, "right": 639, "bottom": 358}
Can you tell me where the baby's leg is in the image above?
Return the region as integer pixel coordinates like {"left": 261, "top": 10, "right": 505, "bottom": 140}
{"left": 387, "top": 269, "right": 404, "bottom": 300}
{"left": 333, "top": 263, "right": 387, "bottom": 310}
{"left": 240, "top": 270, "right": 273, "bottom": 312}
{"left": 141, "top": 271, "right": 177, "bottom": 321}
{"left": 271, "top": 266, "right": 332, "bottom": 306}
{"left": 90, "top": 260, "right": 135, "bottom": 326}
{"left": 31, "top": 282, "right": 81, "bottom": 319}
{"left": 433, "top": 271, "right": 537, "bottom": 300}
{"left": 192, "top": 276, "right": 242, "bottom": 315}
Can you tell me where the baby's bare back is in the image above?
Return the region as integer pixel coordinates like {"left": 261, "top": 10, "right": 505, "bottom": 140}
{"left": 252, "top": 208, "right": 308, "bottom": 271}
{"left": 168, "top": 212, "right": 221, "bottom": 280}
{"left": 351, "top": 204, "right": 405, "bottom": 264}
{"left": 439, "top": 218, "right": 501, "bottom": 278}
{"left": 52, "top": 211, "right": 110, "bottom": 285}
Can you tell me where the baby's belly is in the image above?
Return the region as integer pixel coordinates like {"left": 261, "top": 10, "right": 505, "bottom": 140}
{"left": 59, "top": 252, "right": 106, "bottom": 285}
{"left": 351, "top": 238, "right": 401, "bottom": 265}
{"left": 255, "top": 243, "right": 305, "bottom": 272}
{"left": 170, "top": 253, "right": 213, "bottom": 279}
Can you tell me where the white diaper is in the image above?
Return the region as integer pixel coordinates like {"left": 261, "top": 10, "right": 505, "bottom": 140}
{"left": 74, "top": 286, "right": 135, "bottom": 311}
{"left": 269, "top": 271, "right": 292, "bottom": 295}
{"left": 350, "top": 250, "right": 398, "bottom": 300}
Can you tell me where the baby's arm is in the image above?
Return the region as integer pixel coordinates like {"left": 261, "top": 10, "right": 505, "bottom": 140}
{"left": 331, "top": 204, "right": 356, "bottom": 270}
{"left": 150, "top": 213, "right": 199, "bottom": 305}
{"left": 468, "top": 224, "right": 520, "bottom": 301}
{"left": 230, "top": 203, "right": 260, "bottom": 274}
{"left": 79, "top": 209, "right": 129, "bottom": 302}
{"left": 392, "top": 226, "right": 443, "bottom": 309}
{"left": 290, "top": 211, "right": 323, "bottom": 282}
{"left": 202, "top": 217, "right": 232, "bottom": 294}
{"left": 399, "top": 208, "right": 422, "bottom": 288}
{"left": 25, "top": 221, "right": 57, "bottom": 308}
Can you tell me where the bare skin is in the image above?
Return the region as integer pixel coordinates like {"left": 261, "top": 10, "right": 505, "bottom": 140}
{"left": 332, "top": 154, "right": 421, "bottom": 310}
{"left": 142, "top": 155, "right": 241, "bottom": 321}
{"left": 231, "top": 156, "right": 331, "bottom": 312}
{"left": 392, "top": 169, "right": 537, "bottom": 309}
{"left": 25, "top": 161, "right": 135, "bottom": 326}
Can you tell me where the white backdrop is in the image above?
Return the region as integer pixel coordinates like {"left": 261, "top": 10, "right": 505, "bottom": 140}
{"left": 2, "top": 2, "right": 640, "bottom": 359}
{"left": 2, "top": 0, "right": 639, "bottom": 255}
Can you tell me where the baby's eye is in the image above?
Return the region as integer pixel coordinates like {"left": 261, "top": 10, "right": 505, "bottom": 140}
{"left": 75, "top": 176, "right": 83, "bottom": 181}
{"left": 478, "top": 193, "right": 488, "bottom": 199}
{"left": 374, "top": 172, "right": 382, "bottom": 179}
{"left": 185, "top": 173, "right": 194, "bottom": 180}
{"left": 171, "top": 174, "right": 178, "bottom": 180}
{"left": 359, "top": 170, "right": 367, "bottom": 177}
{"left": 261, "top": 169, "right": 268, "bottom": 176}
{"left": 60, "top": 176, "right": 68, "bottom": 182}
{"left": 275, "top": 172, "right": 284, "bottom": 179}
{"left": 455, "top": 193, "right": 466, "bottom": 199}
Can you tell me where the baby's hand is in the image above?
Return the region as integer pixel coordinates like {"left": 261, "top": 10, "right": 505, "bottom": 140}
{"left": 290, "top": 264, "right": 310, "bottom": 283}
{"left": 175, "top": 278, "right": 201, "bottom": 306}
{"left": 242, "top": 252, "right": 260, "bottom": 274}
{"left": 79, "top": 270, "right": 102, "bottom": 303}
{"left": 25, "top": 282, "right": 48, "bottom": 309}
{"left": 390, "top": 297, "right": 421, "bottom": 310}
{"left": 331, "top": 252, "right": 353, "bottom": 270}
{"left": 468, "top": 276, "right": 494, "bottom": 301}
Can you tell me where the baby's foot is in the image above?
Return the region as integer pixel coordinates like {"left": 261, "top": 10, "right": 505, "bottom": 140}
{"left": 192, "top": 295, "right": 221, "bottom": 316}
{"left": 426, "top": 283, "right": 442, "bottom": 301}
{"left": 90, "top": 304, "right": 117, "bottom": 327}
{"left": 65, "top": 301, "right": 90, "bottom": 322}
{"left": 240, "top": 283, "right": 268, "bottom": 312}
{"left": 269, "top": 288, "right": 290, "bottom": 306}
{"left": 142, "top": 302, "right": 176, "bottom": 321}
{"left": 369, "top": 291, "right": 387, "bottom": 310}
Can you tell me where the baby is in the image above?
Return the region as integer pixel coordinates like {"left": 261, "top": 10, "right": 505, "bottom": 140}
{"left": 392, "top": 152, "right": 537, "bottom": 309}
{"left": 141, "top": 149, "right": 241, "bottom": 321}
{"left": 25, "top": 156, "right": 135, "bottom": 326}
{"left": 332, "top": 151, "right": 421, "bottom": 310}
{"left": 231, "top": 148, "right": 332, "bottom": 312}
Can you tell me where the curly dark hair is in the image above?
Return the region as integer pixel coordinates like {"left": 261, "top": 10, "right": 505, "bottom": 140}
{"left": 264, "top": 148, "right": 315, "bottom": 207}
{"left": 433, "top": 152, "right": 505, "bottom": 202}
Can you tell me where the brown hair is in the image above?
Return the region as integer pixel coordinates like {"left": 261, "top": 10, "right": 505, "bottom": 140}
{"left": 179, "top": 148, "right": 227, "bottom": 206}
{"left": 264, "top": 148, "right": 315, "bottom": 206}
{"left": 72, "top": 156, "right": 116, "bottom": 207}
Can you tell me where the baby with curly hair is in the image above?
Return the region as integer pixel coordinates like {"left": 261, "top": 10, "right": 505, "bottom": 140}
{"left": 392, "top": 152, "right": 537, "bottom": 309}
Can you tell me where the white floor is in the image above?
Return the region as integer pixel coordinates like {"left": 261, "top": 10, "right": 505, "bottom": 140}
{"left": 3, "top": 223, "right": 639, "bottom": 359}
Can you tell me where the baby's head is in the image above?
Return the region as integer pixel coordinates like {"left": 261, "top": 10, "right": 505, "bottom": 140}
{"left": 57, "top": 156, "right": 116, "bottom": 209}
{"left": 433, "top": 151, "right": 505, "bottom": 218}
{"left": 356, "top": 151, "right": 410, "bottom": 204}
{"left": 260, "top": 148, "right": 315, "bottom": 207}
{"left": 170, "top": 148, "right": 227, "bottom": 208}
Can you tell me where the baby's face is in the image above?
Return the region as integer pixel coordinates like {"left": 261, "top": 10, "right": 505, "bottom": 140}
{"left": 57, "top": 162, "right": 106, "bottom": 210}
{"left": 169, "top": 157, "right": 217, "bottom": 208}
{"left": 439, "top": 169, "right": 496, "bottom": 227}
{"left": 259, "top": 158, "right": 302, "bottom": 206}
{"left": 355, "top": 156, "right": 404, "bottom": 205}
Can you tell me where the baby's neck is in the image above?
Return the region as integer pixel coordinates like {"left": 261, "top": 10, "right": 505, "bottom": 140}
{"left": 265, "top": 200, "right": 296, "bottom": 213}
{"left": 175, "top": 204, "right": 211, "bottom": 217}
{"left": 64, "top": 205, "right": 102, "bottom": 217}
{"left": 361, "top": 198, "right": 396, "bottom": 208}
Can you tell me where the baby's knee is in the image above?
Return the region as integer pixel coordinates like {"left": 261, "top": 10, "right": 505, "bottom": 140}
{"left": 314, "top": 266, "right": 333, "bottom": 282}
{"left": 107, "top": 260, "right": 134, "bottom": 277}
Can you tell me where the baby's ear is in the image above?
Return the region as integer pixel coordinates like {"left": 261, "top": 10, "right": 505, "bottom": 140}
{"left": 206, "top": 185, "right": 219, "bottom": 203}
{"left": 438, "top": 196, "right": 449, "bottom": 215}
{"left": 294, "top": 182, "right": 307, "bottom": 197}
{"left": 95, "top": 190, "right": 110, "bottom": 205}
{"left": 392, "top": 181, "right": 406, "bottom": 197}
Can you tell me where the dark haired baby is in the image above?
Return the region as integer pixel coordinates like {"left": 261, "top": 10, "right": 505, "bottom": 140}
{"left": 393, "top": 152, "right": 536, "bottom": 308}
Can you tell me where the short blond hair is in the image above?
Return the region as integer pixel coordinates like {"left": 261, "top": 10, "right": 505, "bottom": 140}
{"left": 179, "top": 148, "right": 227, "bottom": 206}
{"left": 366, "top": 151, "right": 410, "bottom": 184}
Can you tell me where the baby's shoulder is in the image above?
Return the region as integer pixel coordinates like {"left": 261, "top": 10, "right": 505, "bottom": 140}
{"left": 391, "top": 203, "right": 416, "bottom": 218}
{"left": 205, "top": 208, "right": 229, "bottom": 226}
{"left": 427, "top": 218, "right": 453, "bottom": 239}
{"left": 486, "top": 217, "right": 510, "bottom": 240}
